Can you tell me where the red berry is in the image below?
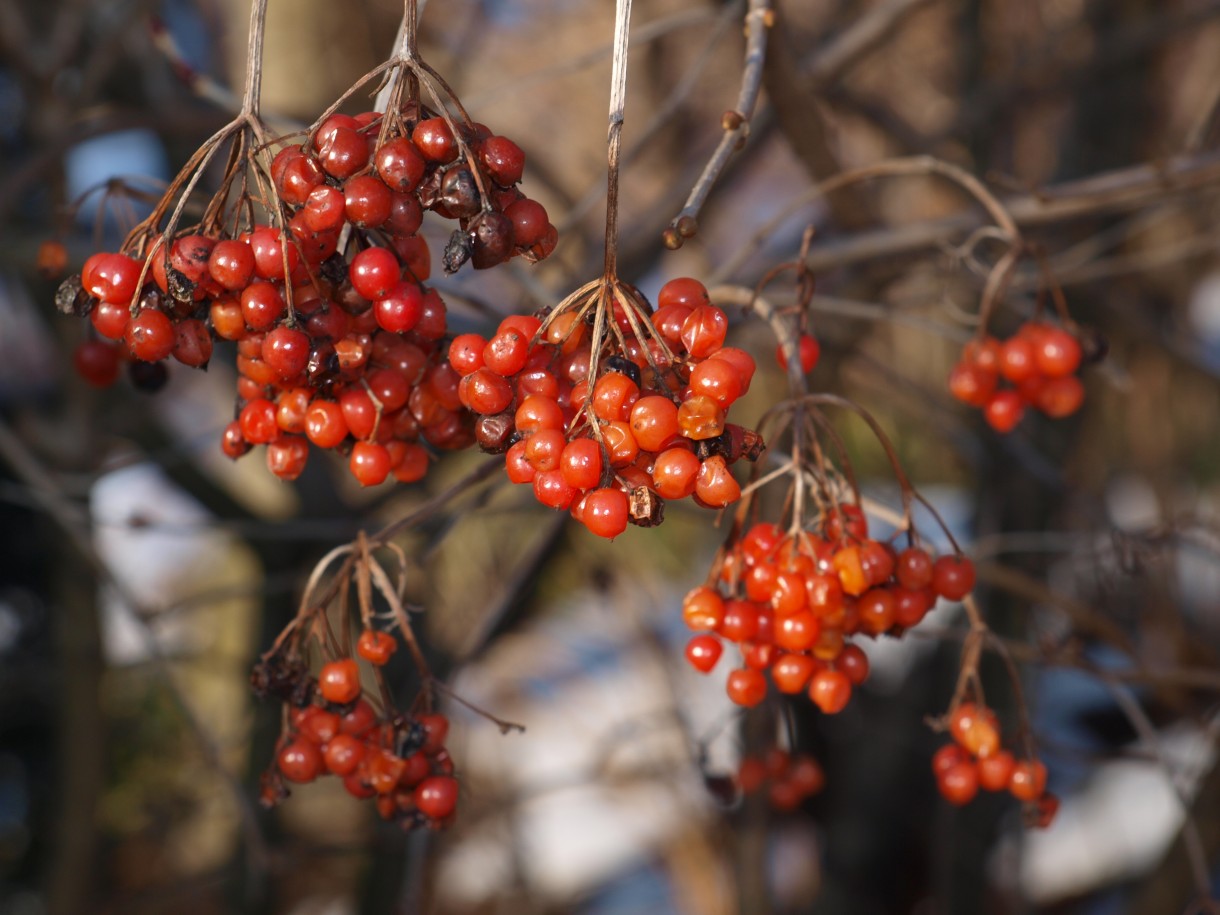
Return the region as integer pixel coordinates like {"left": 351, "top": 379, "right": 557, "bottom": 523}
{"left": 323, "top": 733, "right": 367, "bottom": 776}
{"left": 266, "top": 435, "right": 309, "bottom": 480}
{"left": 278, "top": 738, "right": 323, "bottom": 783}
{"left": 73, "top": 340, "right": 122, "bottom": 387}
{"left": 983, "top": 389, "right": 1025, "bottom": 433}
{"left": 949, "top": 702, "right": 1000, "bottom": 758}
{"left": 305, "top": 399, "right": 349, "bottom": 448}
{"left": 375, "top": 137, "right": 426, "bottom": 192}
{"left": 505, "top": 198, "right": 549, "bottom": 248}
{"left": 318, "top": 658, "right": 362, "bottom": 704}
{"left": 262, "top": 325, "right": 311, "bottom": 379}
{"left": 357, "top": 630, "right": 397, "bottom": 666}
{"left": 657, "top": 277, "right": 709, "bottom": 310}
{"left": 207, "top": 239, "right": 256, "bottom": 290}
{"left": 172, "top": 318, "right": 213, "bottom": 368}
{"left": 350, "top": 441, "right": 392, "bottom": 486}
{"left": 581, "top": 487, "right": 629, "bottom": 539}
{"left": 978, "top": 749, "right": 1015, "bottom": 791}
{"left": 350, "top": 247, "right": 401, "bottom": 300}
{"left": 776, "top": 333, "right": 820, "bottom": 374}
{"left": 808, "top": 668, "right": 852, "bottom": 714}
{"left": 339, "top": 699, "right": 377, "bottom": 736}
{"left": 1034, "top": 327, "right": 1081, "bottom": 378}
{"left": 1036, "top": 375, "right": 1084, "bottom": 418}
{"left": 374, "top": 281, "right": 424, "bottom": 334}
{"left": 418, "top": 713, "right": 450, "bottom": 754}
{"left": 344, "top": 174, "right": 393, "bottom": 228}
{"left": 239, "top": 398, "right": 278, "bottom": 444}
{"left": 124, "top": 309, "right": 175, "bottom": 362}
{"left": 414, "top": 775, "right": 459, "bottom": 820}
{"left": 931, "top": 555, "right": 975, "bottom": 600}
{"left": 684, "top": 634, "right": 723, "bottom": 673}
{"left": 1009, "top": 759, "right": 1048, "bottom": 801}
{"left": 479, "top": 135, "right": 525, "bottom": 186}
{"left": 318, "top": 125, "right": 369, "bottom": 180}
{"left": 938, "top": 759, "right": 980, "bottom": 805}
{"left": 413, "top": 118, "right": 457, "bottom": 163}
{"left": 948, "top": 361, "right": 997, "bottom": 407}
{"left": 249, "top": 226, "right": 299, "bottom": 280}
{"left": 83, "top": 252, "right": 143, "bottom": 304}
{"left": 726, "top": 667, "right": 767, "bottom": 707}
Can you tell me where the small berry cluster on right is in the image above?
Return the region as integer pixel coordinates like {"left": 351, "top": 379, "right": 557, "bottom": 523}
{"left": 682, "top": 506, "right": 976, "bottom": 715}
{"left": 932, "top": 701, "right": 1058, "bottom": 826}
{"left": 949, "top": 321, "right": 1085, "bottom": 433}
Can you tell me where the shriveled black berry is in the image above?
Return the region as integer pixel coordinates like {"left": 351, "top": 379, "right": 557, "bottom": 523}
{"left": 438, "top": 166, "right": 480, "bottom": 218}
{"left": 604, "top": 354, "right": 641, "bottom": 386}
{"left": 470, "top": 211, "right": 513, "bottom": 269}
{"left": 55, "top": 275, "right": 95, "bottom": 317}
{"left": 443, "top": 229, "right": 472, "bottom": 275}
{"left": 128, "top": 360, "right": 168, "bottom": 392}
{"left": 474, "top": 411, "right": 516, "bottom": 453}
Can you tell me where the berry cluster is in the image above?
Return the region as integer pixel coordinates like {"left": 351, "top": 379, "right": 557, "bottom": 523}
{"left": 59, "top": 103, "right": 556, "bottom": 486}
{"left": 932, "top": 701, "right": 1058, "bottom": 826}
{"left": 735, "top": 748, "right": 826, "bottom": 812}
{"left": 450, "top": 276, "right": 764, "bottom": 538}
{"left": 271, "top": 104, "right": 555, "bottom": 277}
{"left": 254, "top": 641, "right": 460, "bottom": 829}
{"left": 949, "top": 322, "right": 1085, "bottom": 433}
{"left": 682, "top": 508, "right": 977, "bottom": 713}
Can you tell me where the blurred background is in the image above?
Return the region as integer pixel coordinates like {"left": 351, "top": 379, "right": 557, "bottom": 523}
{"left": 1, "top": 0, "right": 1220, "bottom": 913}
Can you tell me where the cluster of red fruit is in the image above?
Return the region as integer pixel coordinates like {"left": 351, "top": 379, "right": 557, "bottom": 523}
{"left": 932, "top": 701, "right": 1057, "bottom": 826}
{"left": 735, "top": 748, "right": 826, "bottom": 812}
{"left": 449, "top": 276, "right": 763, "bottom": 538}
{"left": 254, "top": 632, "right": 460, "bottom": 829}
{"left": 682, "top": 506, "right": 977, "bottom": 713}
{"left": 60, "top": 102, "right": 556, "bottom": 486}
{"left": 949, "top": 322, "right": 1085, "bottom": 433}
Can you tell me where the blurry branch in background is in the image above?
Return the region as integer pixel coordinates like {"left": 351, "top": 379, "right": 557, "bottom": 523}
{"left": 465, "top": 5, "right": 727, "bottom": 109}
{"left": 557, "top": 1, "right": 743, "bottom": 233}
{"left": 802, "top": 0, "right": 937, "bottom": 86}
{"left": 713, "top": 149, "right": 1220, "bottom": 280}
{"left": 1093, "top": 674, "right": 1219, "bottom": 915}
{"left": 0, "top": 417, "right": 271, "bottom": 874}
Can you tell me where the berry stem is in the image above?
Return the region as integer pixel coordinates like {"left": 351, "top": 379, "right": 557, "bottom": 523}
{"left": 403, "top": 0, "right": 420, "bottom": 60}
{"left": 603, "top": 0, "right": 633, "bottom": 279}
{"left": 240, "top": 0, "right": 269, "bottom": 119}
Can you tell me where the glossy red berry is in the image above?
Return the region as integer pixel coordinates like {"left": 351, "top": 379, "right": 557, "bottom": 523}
{"left": 726, "top": 667, "right": 768, "bottom": 707}
{"left": 582, "top": 487, "right": 629, "bottom": 539}
{"left": 414, "top": 775, "right": 459, "bottom": 820}
{"left": 357, "top": 630, "right": 397, "bottom": 666}
{"left": 932, "top": 555, "right": 975, "bottom": 600}
{"left": 375, "top": 137, "right": 426, "bottom": 192}
{"left": 124, "top": 309, "right": 175, "bottom": 362}
{"left": 318, "top": 658, "right": 362, "bottom": 705}
{"left": 278, "top": 738, "right": 324, "bottom": 783}
{"left": 808, "top": 668, "right": 852, "bottom": 714}
{"left": 776, "top": 333, "right": 820, "bottom": 374}
{"left": 350, "top": 441, "right": 392, "bottom": 486}
{"left": 684, "top": 634, "right": 723, "bottom": 673}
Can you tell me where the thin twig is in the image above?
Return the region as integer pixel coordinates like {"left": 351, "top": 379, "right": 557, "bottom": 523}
{"left": 665, "top": 0, "right": 772, "bottom": 247}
